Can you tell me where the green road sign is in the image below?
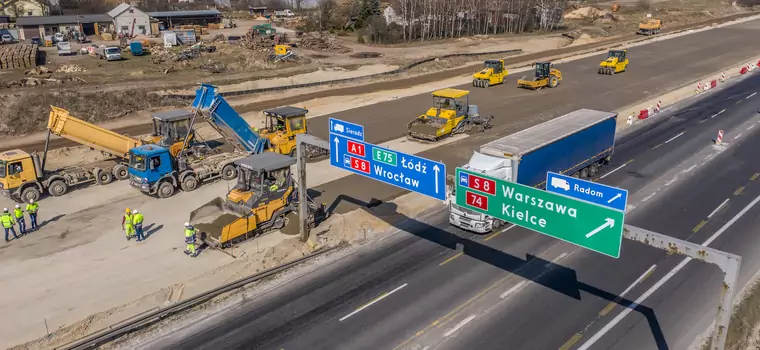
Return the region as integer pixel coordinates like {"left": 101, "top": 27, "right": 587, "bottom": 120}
{"left": 455, "top": 168, "right": 625, "bottom": 258}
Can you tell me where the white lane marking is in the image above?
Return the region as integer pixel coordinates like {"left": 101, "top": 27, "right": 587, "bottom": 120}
{"left": 641, "top": 192, "right": 656, "bottom": 202}
{"left": 599, "top": 163, "right": 628, "bottom": 179}
{"left": 339, "top": 283, "right": 408, "bottom": 321}
{"left": 578, "top": 193, "right": 760, "bottom": 350}
{"left": 664, "top": 131, "right": 685, "bottom": 144}
{"left": 683, "top": 165, "right": 697, "bottom": 173}
{"left": 707, "top": 198, "right": 730, "bottom": 219}
{"left": 699, "top": 119, "right": 708, "bottom": 124}
{"left": 748, "top": 125, "right": 756, "bottom": 131}
{"left": 500, "top": 281, "right": 527, "bottom": 299}
{"left": 710, "top": 109, "right": 726, "bottom": 118}
{"left": 444, "top": 315, "right": 476, "bottom": 337}
{"left": 664, "top": 177, "right": 678, "bottom": 186}
{"left": 620, "top": 264, "right": 658, "bottom": 297}
{"left": 545, "top": 253, "right": 568, "bottom": 267}
{"left": 746, "top": 92, "right": 757, "bottom": 99}
{"left": 734, "top": 133, "right": 743, "bottom": 140}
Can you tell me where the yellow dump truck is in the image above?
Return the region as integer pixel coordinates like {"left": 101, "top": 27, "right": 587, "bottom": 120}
{"left": 189, "top": 152, "right": 327, "bottom": 247}
{"left": 0, "top": 107, "right": 196, "bottom": 203}
{"left": 638, "top": 19, "right": 662, "bottom": 36}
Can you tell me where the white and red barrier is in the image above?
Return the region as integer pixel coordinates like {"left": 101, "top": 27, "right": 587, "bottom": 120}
{"left": 627, "top": 114, "right": 634, "bottom": 126}
{"left": 696, "top": 82, "right": 703, "bottom": 93}
{"left": 716, "top": 130, "right": 724, "bottom": 145}
{"left": 656, "top": 100, "right": 662, "bottom": 112}
{"left": 720, "top": 72, "right": 726, "bottom": 82}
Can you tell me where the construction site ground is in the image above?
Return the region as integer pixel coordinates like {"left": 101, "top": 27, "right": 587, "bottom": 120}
{"left": 3, "top": 13, "right": 760, "bottom": 348}
{"left": 1, "top": 0, "right": 755, "bottom": 137}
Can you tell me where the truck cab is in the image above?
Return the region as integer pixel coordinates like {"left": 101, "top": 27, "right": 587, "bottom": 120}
{"left": 448, "top": 152, "right": 510, "bottom": 233}
{"left": 0, "top": 150, "right": 40, "bottom": 200}
{"left": 127, "top": 145, "right": 174, "bottom": 194}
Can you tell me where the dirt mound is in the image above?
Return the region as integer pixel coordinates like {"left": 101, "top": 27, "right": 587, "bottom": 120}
{"left": 0, "top": 90, "right": 186, "bottom": 136}
{"left": 564, "top": 7, "right": 611, "bottom": 20}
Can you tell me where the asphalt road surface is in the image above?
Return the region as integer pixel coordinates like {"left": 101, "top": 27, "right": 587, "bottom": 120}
{"left": 144, "top": 66, "right": 760, "bottom": 349}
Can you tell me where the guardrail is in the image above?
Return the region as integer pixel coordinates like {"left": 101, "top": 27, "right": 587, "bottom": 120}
{"left": 55, "top": 244, "right": 342, "bottom": 350}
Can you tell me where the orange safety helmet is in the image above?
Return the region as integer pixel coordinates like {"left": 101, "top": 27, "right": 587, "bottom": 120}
{"left": 125, "top": 208, "right": 131, "bottom": 213}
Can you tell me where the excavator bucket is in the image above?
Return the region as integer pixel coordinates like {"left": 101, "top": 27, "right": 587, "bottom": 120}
{"left": 189, "top": 197, "right": 245, "bottom": 246}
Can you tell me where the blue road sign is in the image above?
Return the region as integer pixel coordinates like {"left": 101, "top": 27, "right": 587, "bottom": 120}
{"left": 329, "top": 132, "right": 446, "bottom": 200}
{"left": 329, "top": 118, "right": 365, "bottom": 141}
{"left": 546, "top": 172, "right": 628, "bottom": 212}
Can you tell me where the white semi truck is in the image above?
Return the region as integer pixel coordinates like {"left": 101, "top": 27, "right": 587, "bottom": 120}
{"left": 448, "top": 109, "right": 618, "bottom": 233}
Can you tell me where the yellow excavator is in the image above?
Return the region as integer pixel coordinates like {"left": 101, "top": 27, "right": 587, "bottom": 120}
{"left": 472, "top": 59, "right": 508, "bottom": 88}
{"left": 598, "top": 50, "right": 629, "bottom": 75}
{"left": 407, "top": 88, "right": 493, "bottom": 142}
{"left": 188, "top": 152, "right": 327, "bottom": 247}
{"left": 516, "top": 62, "right": 562, "bottom": 90}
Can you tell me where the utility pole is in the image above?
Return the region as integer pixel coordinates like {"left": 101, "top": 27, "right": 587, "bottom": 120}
{"left": 296, "top": 134, "right": 330, "bottom": 242}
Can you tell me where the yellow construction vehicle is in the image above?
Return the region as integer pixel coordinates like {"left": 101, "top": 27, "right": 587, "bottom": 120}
{"left": 598, "top": 50, "right": 629, "bottom": 75}
{"left": 269, "top": 44, "right": 298, "bottom": 62}
{"left": 258, "top": 106, "right": 307, "bottom": 157}
{"left": 0, "top": 107, "right": 196, "bottom": 203}
{"left": 407, "top": 88, "right": 493, "bottom": 142}
{"left": 638, "top": 19, "right": 662, "bottom": 36}
{"left": 517, "top": 62, "right": 562, "bottom": 90}
{"left": 188, "top": 152, "right": 327, "bottom": 247}
{"left": 472, "top": 59, "right": 508, "bottom": 88}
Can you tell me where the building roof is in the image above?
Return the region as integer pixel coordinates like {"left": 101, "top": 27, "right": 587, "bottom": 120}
{"left": 16, "top": 14, "right": 112, "bottom": 26}
{"left": 432, "top": 88, "right": 469, "bottom": 99}
{"left": 263, "top": 106, "right": 308, "bottom": 118}
{"left": 235, "top": 152, "right": 295, "bottom": 172}
{"left": 108, "top": 3, "right": 135, "bottom": 18}
{"left": 152, "top": 109, "right": 193, "bottom": 121}
{"left": 148, "top": 9, "right": 221, "bottom": 18}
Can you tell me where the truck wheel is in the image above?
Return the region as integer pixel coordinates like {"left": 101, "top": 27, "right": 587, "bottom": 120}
{"left": 49, "top": 180, "right": 68, "bottom": 197}
{"left": 579, "top": 168, "right": 589, "bottom": 179}
{"left": 493, "top": 219, "right": 501, "bottom": 230}
{"left": 221, "top": 164, "right": 237, "bottom": 181}
{"left": 589, "top": 164, "right": 599, "bottom": 176}
{"left": 113, "top": 164, "right": 129, "bottom": 181}
{"left": 181, "top": 176, "right": 198, "bottom": 192}
{"left": 95, "top": 170, "right": 113, "bottom": 185}
{"left": 549, "top": 76, "right": 558, "bottom": 88}
{"left": 20, "top": 187, "right": 41, "bottom": 203}
{"left": 157, "top": 181, "right": 175, "bottom": 198}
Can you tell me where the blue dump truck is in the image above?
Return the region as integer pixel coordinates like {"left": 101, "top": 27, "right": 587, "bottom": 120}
{"left": 128, "top": 84, "right": 270, "bottom": 198}
{"left": 448, "top": 108, "right": 617, "bottom": 233}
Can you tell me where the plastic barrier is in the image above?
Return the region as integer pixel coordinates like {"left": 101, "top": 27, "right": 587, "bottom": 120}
{"left": 711, "top": 80, "right": 717, "bottom": 88}
{"left": 741, "top": 66, "right": 748, "bottom": 75}
{"left": 638, "top": 109, "right": 649, "bottom": 120}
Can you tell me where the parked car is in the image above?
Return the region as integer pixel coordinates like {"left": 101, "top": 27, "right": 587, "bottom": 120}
{"left": 56, "top": 41, "right": 73, "bottom": 56}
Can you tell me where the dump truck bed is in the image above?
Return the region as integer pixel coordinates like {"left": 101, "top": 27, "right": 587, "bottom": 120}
{"left": 48, "top": 106, "right": 141, "bottom": 159}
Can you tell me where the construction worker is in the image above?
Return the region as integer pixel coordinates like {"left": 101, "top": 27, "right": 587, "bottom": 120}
{"left": 132, "top": 209, "right": 145, "bottom": 242}
{"left": 184, "top": 222, "right": 198, "bottom": 257}
{"left": 26, "top": 200, "right": 38, "bottom": 231}
{"left": 13, "top": 204, "right": 25, "bottom": 235}
{"left": 122, "top": 208, "right": 135, "bottom": 240}
{"left": 1, "top": 208, "right": 18, "bottom": 242}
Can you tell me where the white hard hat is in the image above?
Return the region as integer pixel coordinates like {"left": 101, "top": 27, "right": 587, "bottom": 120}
{"left": 133, "top": 209, "right": 138, "bottom": 214}
{"left": 184, "top": 222, "right": 191, "bottom": 227}
{"left": 2, "top": 208, "right": 7, "bottom": 212}
{"left": 14, "top": 204, "right": 20, "bottom": 208}
{"left": 29, "top": 199, "right": 34, "bottom": 204}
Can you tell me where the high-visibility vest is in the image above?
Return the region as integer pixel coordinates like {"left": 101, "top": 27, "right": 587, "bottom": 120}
{"left": 13, "top": 208, "right": 23, "bottom": 219}
{"left": 26, "top": 203, "right": 38, "bottom": 214}
{"left": 184, "top": 228, "right": 196, "bottom": 243}
{"left": 0, "top": 214, "right": 14, "bottom": 228}
{"left": 132, "top": 213, "right": 144, "bottom": 225}
{"left": 124, "top": 213, "right": 133, "bottom": 227}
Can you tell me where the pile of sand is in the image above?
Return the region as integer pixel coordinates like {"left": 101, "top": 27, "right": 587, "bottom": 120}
{"left": 564, "top": 7, "right": 611, "bottom": 20}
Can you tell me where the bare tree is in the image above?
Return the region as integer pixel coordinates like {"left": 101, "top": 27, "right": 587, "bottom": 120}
{"left": 8, "top": 3, "right": 27, "bottom": 17}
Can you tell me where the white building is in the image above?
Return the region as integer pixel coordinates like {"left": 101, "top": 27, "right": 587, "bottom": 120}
{"left": 108, "top": 3, "right": 151, "bottom": 36}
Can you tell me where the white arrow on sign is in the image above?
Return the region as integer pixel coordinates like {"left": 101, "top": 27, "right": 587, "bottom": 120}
{"left": 607, "top": 193, "right": 622, "bottom": 204}
{"left": 585, "top": 218, "right": 615, "bottom": 238}
{"left": 333, "top": 136, "right": 339, "bottom": 163}
{"left": 433, "top": 164, "right": 440, "bottom": 193}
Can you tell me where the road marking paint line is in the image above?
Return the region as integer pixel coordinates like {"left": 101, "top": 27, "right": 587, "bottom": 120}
{"left": 683, "top": 165, "right": 697, "bottom": 173}
{"left": 500, "top": 281, "right": 527, "bottom": 299}
{"left": 652, "top": 143, "right": 663, "bottom": 150}
{"left": 707, "top": 198, "right": 730, "bottom": 219}
{"left": 665, "top": 177, "right": 678, "bottom": 186}
{"left": 642, "top": 192, "right": 656, "bottom": 202}
{"left": 748, "top": 125, "right": 756, "bottom": 131}
{"left": 599, "top": 163, "right": 629, "bottom": 179}
{"left": 598, "top": 264, "right": 657, "bottom": 317}
{"left": 735, "top": 187, "right": 745, "bottom": 196}
{"left": 439, "top": 252, "right": 463, "bottom": 266}
{"left": 746, "top": 92, "right": 757, "bottom": 99}
{"left": 692, "top": 220, "right": 707, "bottom": 233}
{"left": 751, "top": 173, "right": 760, "bottom": 181}
{"left": 664, "top": 131, "right": 685, "bottom": 144}
{"left": 734, "top": 133, "right": 743, "bottom": 140}
{"left": 339, "top": 283, "right": 408, "bottom": 322}
{"left": 560, "top": 333, "right": 584, "bottom": 350}
{"left": 699, "top": 119, "right": 708, "bottom": 124}
{"left": 484, "top": 224, "right": 516, "bottom": 242}
{"left": 578, "top": 194, "right": 760, "bottom": 350}
{"left": 711, "top": 109, "right": 726, "bottom": 118}
{"left": 443, "top": 315, "right": 476, "bottom": 337}
{"left": 545, "top": 252, "right": 569, "bottom": 267}
{"left": 736, "top": 99, "right": 743, "bottom": 104}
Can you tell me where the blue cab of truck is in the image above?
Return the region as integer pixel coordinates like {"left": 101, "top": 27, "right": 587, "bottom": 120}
{"left": 127, "top": 145, "right": 173, "bottom": 194}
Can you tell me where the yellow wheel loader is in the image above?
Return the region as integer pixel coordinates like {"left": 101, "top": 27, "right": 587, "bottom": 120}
{"left": 472, "top": 59, "right": 508, "bottom": 88}
{"left": 188, "top": 152, "right": 327, "bottom": 248}
{"left": 258, "top": 106, "right": 329, "bottom": 160}
{"left": 598, "top": 50, "right": 629, "bottom": 75}
{"left": 407, "top": 88, "right": 493, "bottom": 142}
{"left": 516, "top": 62, "right": 562, "bottom": 90}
